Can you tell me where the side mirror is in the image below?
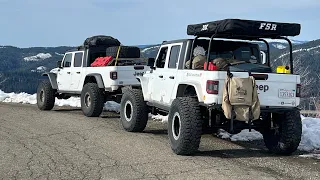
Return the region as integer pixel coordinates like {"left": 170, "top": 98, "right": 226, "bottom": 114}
{"left": 57, "top": 60, "right": 62, "bottom": 68}
{"left": 147, "top": 58, "right": 155, "bottom": 67}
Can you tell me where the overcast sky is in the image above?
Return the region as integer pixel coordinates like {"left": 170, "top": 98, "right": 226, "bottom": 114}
{"left": 0, "top": 0, "right": 319, "bottom": 47}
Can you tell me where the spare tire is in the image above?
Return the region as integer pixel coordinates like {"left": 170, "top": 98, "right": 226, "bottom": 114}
{"left": 106, "top": 46, "right": 140, "bottom": 58}
{"left": 84, "top": 35, "right": 121, "bottom": 47}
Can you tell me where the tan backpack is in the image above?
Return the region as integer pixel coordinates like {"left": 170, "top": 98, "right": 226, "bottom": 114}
{"left": 222, "top": 74, "right": 260, "bottom": 122}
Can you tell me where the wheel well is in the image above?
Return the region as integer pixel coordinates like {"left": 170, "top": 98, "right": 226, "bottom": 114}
{"left": 176, "top": 84, "right": 197, "bottom": 98}
{"left": 84, "top": 76, "right": 97, "bottom": 86}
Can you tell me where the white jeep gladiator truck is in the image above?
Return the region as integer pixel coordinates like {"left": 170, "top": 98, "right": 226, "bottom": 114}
{"left": 36, "top": 36, "right": 153, "bottom": 117}
{"left": 119, "top": 19, "right": 303, "bottom": 155}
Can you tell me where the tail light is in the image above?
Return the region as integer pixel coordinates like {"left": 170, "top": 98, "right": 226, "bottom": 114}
{"left": 206, "top": 80, "right": 219, "bottom": 94}
{"left": 296, "top": 84, "right": 301, "bottom": 97}
{"left": 110, "top": 71, "right": 118, "bottom": 80}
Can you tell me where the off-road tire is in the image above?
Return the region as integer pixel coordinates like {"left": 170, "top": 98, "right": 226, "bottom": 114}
{"left": 81, "top": 83, "right": 104, "bottom": 117}
{"left": 263, "top": 110, "right": 302, "bottom": 155}
{"left": 37, "top": 80, "right": 55, "bottom": 110}
{"left": 106, "top": 46, "right": 140, "bottom": 58}
{"left": 120, "top": 88, "right": 148, "bottom": 132}
{"left": 168, "top": 97, "right": 202, "bottom": 155}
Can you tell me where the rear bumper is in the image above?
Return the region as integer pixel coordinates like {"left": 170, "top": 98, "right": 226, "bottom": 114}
{"left": 199, "top": 102, "right": 300, "bottom": 112}
{"left": 260, "top": 106, "right": 300, "bottom": 113}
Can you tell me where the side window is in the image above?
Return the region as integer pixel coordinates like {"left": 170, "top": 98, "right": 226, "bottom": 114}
{"left": 63, "top": 53, "right": 72, "bottom": 67}
{"left": 168, "top": 45, "right": 181, "bottom": 69}
{"left": 156, "top": 47, "right": 168, "bottom": 68}
{"left": 74, "top": 52, "right": 83, "bottom": 67}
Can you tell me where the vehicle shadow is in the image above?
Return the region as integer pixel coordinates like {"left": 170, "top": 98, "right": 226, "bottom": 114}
{"left": 143, "top": 129, "right": 168, "bottom": 135}
{"left": 53, "top": 108, "right": 81, "bottom": 112}
{"left": 196, "top": 145, "right": 305, "bottom": 158}
{"left": 101, "top": 115, "right": 120, "bottom": 119}
{"left": 142, "top": 128, "right": 305, "bottom": 158}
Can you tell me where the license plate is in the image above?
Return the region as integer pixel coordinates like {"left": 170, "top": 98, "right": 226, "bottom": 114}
{"left": 278, "top": 89, "right": 295, "bottom": 98}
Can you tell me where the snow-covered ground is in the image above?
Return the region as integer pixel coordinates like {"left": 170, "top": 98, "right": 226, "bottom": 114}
{"left": 0, "top": 90, "right": 319, "bottom": 157}
{"left": 24, "top": 53, "right": 52, "bottom": 61}
{"left": 0, "top": 90, "right": 120, "bottom": 113}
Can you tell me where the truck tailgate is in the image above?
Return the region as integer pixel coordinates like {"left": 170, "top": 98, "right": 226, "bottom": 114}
{"left": 254, "top": 73, "right": 300, "bottom": 107}
{"left": 114, "top": 66, "right": 149, "bottom": 85}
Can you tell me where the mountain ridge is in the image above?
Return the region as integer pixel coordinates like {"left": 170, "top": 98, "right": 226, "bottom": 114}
{"left": 0, "top": 39, "right": 318, "bottom": 98}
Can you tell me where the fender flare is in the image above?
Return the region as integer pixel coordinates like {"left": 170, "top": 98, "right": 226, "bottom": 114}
{"left": 42, "top": 73, "right": 58, "bottom": 89}
{"left": 176, "top": 82, "right": 204, "bottom": 102}
{"left": 84, "top": 73, "right": 105, "bottom": 89}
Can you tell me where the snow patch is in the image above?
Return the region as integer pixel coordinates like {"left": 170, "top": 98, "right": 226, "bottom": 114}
{"left": 55, "top": 52, "right": 64, "bottom": 56}
{"left": 299, "top": 116, "right": 320, "bottom": 152}
{"left": 150, "top": 114, "right": 168, "bottom": 123}
{"left": 3, "top": 92, "right": 37, "bottom": 104}
{"left": 0, "top": 90, "right": 120, "bottom": 112}
{"left": 217, "top": 129, "right": 263, "bottom": 141}
{"left": 0, "top": 90, "right": 9, "bottom": 101}
{"left": 24, "top": 53, "right": 52, "bottom": 61}
{"left": 104, "top": 101, "right": 120, "bottom": 113}
{"left": 37, "top": 66, "right": 47, "bottom": 71}
{"left": 264, "top": 39, "right": 307, "bottom": 44}
{"left": 299, "top": 153, "right": 320, "bottom": 160}
{"left": 272, "top": 44, "right": 287, "bottom": 49}
{"left": 141, "top": 45, "right": 160, "bottom": 53}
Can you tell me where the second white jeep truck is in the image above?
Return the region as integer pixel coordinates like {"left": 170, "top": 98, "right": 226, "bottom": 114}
{"left": 37, "top": 36, "right": 153, "bottom": 117}
{"left": 119, "top": 19, "right": 303, "bottom": 155}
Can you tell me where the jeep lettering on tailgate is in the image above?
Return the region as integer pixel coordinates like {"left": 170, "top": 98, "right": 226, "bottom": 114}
{"left": 256, "top": 84, "right": 269, "bottom": 92}
{"left": 134, "top": 72, "right": 145, "bottom": 76}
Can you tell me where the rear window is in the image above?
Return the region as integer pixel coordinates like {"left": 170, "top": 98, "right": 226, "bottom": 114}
{"left": 208, "top": 41, "right": 261, "bottom": 63}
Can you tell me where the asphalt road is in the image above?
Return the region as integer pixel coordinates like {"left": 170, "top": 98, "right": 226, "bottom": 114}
{"left": 0, "top": 103, "right": 319, "bottom": 180}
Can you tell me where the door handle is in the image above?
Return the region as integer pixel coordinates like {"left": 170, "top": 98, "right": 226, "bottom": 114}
{"left": 159, "top": 75, "right": 163, "bottom": 78}
{"left": 169, "top": 76, "right": 174, "bottom": 79}
{"left": 76, "top": 72, "right": 80, "bottom": 74}
{"left": 67, "top": 72, "right": 70, "bottom": 74}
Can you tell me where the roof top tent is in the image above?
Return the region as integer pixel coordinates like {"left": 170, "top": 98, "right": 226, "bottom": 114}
{"left": 186, "top": 19, "right": 301, "bottom": 74}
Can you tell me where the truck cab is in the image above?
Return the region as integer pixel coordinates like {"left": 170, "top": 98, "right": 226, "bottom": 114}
{"left": 56, "top": 50, "right": 85, "bottom": 92}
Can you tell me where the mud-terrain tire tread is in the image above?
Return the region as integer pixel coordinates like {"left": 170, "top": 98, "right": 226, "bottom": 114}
{"left": 37, "top": 80, "right": 55, "bottom": 110}
{"left": 168, "top": 97, "right": 202, "bottom": 155}
{"left": 120, "top": 88, "right": 148, "bottom": 132}
{"left": 263, "top": 110, "right": 302, "bottom": 155}
{"left": 81, "top": 83, "right": 104, "bottom": 117}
